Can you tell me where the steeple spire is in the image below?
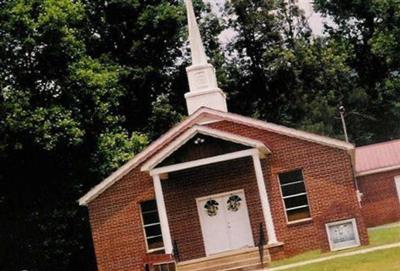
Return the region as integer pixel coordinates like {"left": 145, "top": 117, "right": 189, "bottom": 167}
{"left": 184, "top": 0, "right": 228, "bottom": 115}
{"left": 185, "top": 0, "right": 208, "bottom": 65}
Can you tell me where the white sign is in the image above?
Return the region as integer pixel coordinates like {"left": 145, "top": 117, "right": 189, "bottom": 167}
{"left": 326, "top": 218, "right": 360, "bottom": 251}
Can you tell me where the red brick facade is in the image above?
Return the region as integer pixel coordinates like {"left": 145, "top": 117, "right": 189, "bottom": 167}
{"left": 207, "top": 121, "right": 369, "bottom": 255}
{"left": 86, "top": 119, "right": 369, "bottom": 271}
{"left": 357, "top": 169, "right": 400, "bottom": 227}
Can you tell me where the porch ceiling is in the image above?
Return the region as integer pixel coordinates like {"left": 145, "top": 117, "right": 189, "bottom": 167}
{"left": 141, "top": 125, "right": 271, "bottom": 173}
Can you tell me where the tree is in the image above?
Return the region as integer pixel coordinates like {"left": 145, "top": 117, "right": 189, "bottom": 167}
{"left": 0, "top": 0, "right": 185, "bottom": 270}
{"left": 220, "top": 0, "right": 349, "bottom": 137}
{"left": 219, "top": 0, "right": 400, "bottom": 144}
{"left": 314, "top": 0, "right": 400, "bottom": 144}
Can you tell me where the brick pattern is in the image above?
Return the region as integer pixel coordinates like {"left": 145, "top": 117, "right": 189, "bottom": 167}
{"left": 88, "top": 169, "right": 154, "bottom": 271}
{"left": 357, "top": 169, "right": 400, "bottom": 227}
{"left": 87, "top": 119, "right": 369, "bottom": 270}
{"left": 207, "top": 121, "right": 369, "bottom": 256}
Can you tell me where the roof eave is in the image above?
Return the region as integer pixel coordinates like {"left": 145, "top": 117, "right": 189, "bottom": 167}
{"left": 356, "top": 164, "right": 400, "bottom": 177}
{"left": 79, "top": 107, "right": 354, "bottom": 206}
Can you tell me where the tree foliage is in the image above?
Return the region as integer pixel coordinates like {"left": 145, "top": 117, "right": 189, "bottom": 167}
{"left": 0, "top": 0, "right": 184, "bottom": 270}
{"left": 314, "top": 0, "right": 400, "bottom": 143}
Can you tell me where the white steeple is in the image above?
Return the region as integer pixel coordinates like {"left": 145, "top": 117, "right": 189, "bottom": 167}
{"left": 184, "top": 0, "right": 228, "bottom": 115}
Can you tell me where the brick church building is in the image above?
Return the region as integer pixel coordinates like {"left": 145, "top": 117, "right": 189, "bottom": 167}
{"left": 79, "top": 1, "right": 400, "bottom": 270}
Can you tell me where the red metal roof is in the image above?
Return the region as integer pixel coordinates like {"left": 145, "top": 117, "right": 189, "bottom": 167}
{"left": 355, "top": 139, "right": 400, "bottom": 175}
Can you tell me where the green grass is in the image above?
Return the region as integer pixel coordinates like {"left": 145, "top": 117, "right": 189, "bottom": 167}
{"left": 286, "top": 247, "right": 400, "bottom": 271}
{"left": 270, "top": 223, "right": 400, "bottom": 268}
{"left": 368, "top": 224, "right": 400, "bottom": 246}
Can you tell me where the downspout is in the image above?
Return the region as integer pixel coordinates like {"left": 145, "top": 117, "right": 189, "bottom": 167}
{"left": 348, "top": 148, "right": 363, "bottom": 207}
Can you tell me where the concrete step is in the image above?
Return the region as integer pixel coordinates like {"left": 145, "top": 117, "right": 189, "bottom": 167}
{"left": 177, "top": 247, "right": 270, "bottom": 271}
{"left": 221, "top": 262, "right": 266, "bottom": 271}
{"left": 191, "top": 256, "right": 269, "bottom": 271}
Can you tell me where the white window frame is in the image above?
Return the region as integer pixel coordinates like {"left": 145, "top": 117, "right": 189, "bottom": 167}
{"left": 140, "top": 200, "right": 165, "bottom": 253}
{"left": 325, "top": 218, "right": 361, "bottom": 251}
{"left": 278, "top": 169, "right": 312, "bottom": 224}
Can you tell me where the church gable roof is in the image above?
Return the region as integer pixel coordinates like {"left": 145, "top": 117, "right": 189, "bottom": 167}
{"left": 79, "top": 107, "right": 354, "bottom": 205}
{"left": 141, "top": 125, "right": 270, "bottom": 172}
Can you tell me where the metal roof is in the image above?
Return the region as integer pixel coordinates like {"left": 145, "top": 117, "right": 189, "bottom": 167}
{"left": 355, "top": 139, "right": 400, "bottom": 176}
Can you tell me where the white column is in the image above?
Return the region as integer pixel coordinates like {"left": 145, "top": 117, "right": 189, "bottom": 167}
{"left": 252, "top": 153, "right": 278, "bottom": 244}
{"left": 153, "top": 174, "right": 173, "bottom": 254}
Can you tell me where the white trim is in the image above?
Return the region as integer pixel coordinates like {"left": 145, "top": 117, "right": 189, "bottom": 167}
{"left": 395, "top": 176, "right": 400, "bottom": 203}
{"left": 147, "top": 247, "right": 166, "bottom": 254}
{"left": 150, "top": 149, "right": 258, "bottom": 176}
{"left": 153, "top": 175, "right": 173, "bottom": 254}
{"left": 146, "top": 234, "right": 163, "bottom": 239}
{"left": 79, "top": 107, "right": 354, "bottom": 206}
{"left": 144, "top": 222, "right": 162, "bottom": 228}
{"left": 196, "top": 189, "right": 245, "bottom": 202}
{"left": 325, "top": 218, "right": 361, "bottom": 251}
{"left": 282, "top": 192, "right": 307, "bottom": 199}
{"left": 78, "top": 109, "right": 208, "bottom": 206}
{"left": 252, "top": 153, "right": 278, "bottom": 244}
{"left": 287, "top": 217, "right": 313, "bottom": 225}
{"left": 196, "top": 119, "right": 222, "bottom": 125}
{"left": 285, "top": 205, "right": 309, "bottom": 211}
{"left": 141, "top": 125, "right": 270, "bottom": 172}
{"left": 221, "top": 110, "right": 354, "bottom": 150}
{"left": 356, "top": 164, "right": 400, "bottom": 177}
{"left": 280, "top": 180, "right": 304, "bottom": 187}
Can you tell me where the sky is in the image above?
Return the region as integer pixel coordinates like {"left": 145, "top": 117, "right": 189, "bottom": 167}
{"left": 204, "top": 0, "right": 328, "bottom": 41}
{"left": 297, "top": 0, "right": 326, "bottom": 35}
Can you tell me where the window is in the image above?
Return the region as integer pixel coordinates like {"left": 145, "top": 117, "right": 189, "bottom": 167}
{"left": 278, "top": 170, "right": 311, "bottom": 222}
{"left": 140, "top": 200, "right": 164, "bottom": 253}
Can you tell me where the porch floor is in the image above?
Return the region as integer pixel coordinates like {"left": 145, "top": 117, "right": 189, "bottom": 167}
{"left": 177, "top": 246, "right": 272, "bottom": 271}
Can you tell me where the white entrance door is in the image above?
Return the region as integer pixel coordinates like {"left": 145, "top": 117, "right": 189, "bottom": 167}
{"left": 197, "top": 190, "right": 254, "bottom": 256}
{"left": 395, "top": 176, "right": 400, "bottom": 203}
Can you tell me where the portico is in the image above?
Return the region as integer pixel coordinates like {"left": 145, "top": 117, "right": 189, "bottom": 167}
{"left": 141, "top": 125, "right": 278, "bottom": 259}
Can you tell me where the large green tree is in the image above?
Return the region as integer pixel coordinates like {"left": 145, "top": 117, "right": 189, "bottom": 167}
{"left": 219, "top": 0, "right": 400, "bottom": 144}
{"left": 0, "top": 0, "right": 185, "bottom": 270}
{"left": 220, "top": 0, "right": 351, "bottom": 138}
{"left": 314, "top": 0, "right": 400, "bottom": 144}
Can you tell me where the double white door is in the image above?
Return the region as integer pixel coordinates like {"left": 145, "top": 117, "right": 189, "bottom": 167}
{"left": 197, "top": 190, "right": 254, "bottom": 256}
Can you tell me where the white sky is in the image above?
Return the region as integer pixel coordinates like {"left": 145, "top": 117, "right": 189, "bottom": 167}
{"left": 297, "top": 0, "right": 326, "bottom": 35}
{"left": 204, "top": 0, "right": 327, "bottom": 39}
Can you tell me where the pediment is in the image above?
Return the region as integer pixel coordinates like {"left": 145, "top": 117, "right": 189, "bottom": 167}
{"left": 141, "top": 126, "right": 270, "bottom": 172}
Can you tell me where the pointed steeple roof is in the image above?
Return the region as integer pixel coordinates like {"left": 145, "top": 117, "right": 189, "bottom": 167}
{"left": 184, "top": 0, "right": 228, "bottom": 115}
{"left": 185, "top": 0, "right": 208, "bottom": 65}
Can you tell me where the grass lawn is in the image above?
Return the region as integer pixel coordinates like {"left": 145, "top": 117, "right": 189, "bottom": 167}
{"left": 368, "top": 223, "right": 400, "bottom": 246}
{"left": 285, "top": 247, "right": 400, "bottom": 271}
{"left": 270, "top": 223, "right": 400, "bottom": 268}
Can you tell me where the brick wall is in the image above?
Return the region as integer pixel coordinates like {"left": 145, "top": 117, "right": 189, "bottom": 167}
{"left": 207, "top": 121, "right": 369, "bottom": 255}
{"left": 88, "top": 168, "right": 154, "bottom": 271}
{"left": 357, "top": 169, "right": 400, "bottom": 227}
{"left": 86, "top": 119, "right": 369, "bottom": 270}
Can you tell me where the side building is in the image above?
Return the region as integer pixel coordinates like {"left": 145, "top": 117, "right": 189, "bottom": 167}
{"left": 356, "top": 140, "right": 400, "bottom": 227}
